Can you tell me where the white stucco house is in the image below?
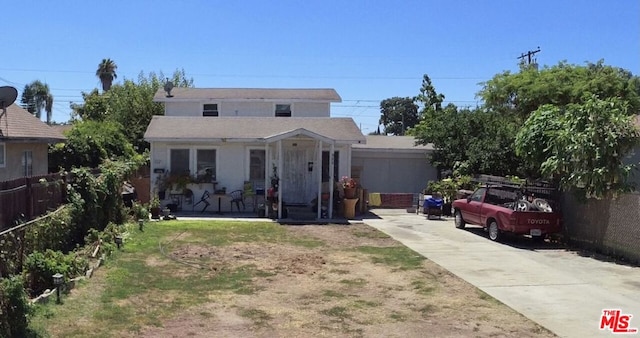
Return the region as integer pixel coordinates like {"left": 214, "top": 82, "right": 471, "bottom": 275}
{"left": 143, "top": 87, "right": 437, "bottom": 219}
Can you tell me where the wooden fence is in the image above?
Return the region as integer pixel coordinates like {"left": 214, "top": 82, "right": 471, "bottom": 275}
{"left": 0, "top": 173, "right": 67, "bottom": 231}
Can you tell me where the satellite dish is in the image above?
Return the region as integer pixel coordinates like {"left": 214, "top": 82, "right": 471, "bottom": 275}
{"left": 164, "top": 79, "right": 174, "bottom": 98}
{"left": 0, "top": 86, "right": 18, "bottom": 136}
{"left": 0, "top": 86, "right": 18, "bottom": 109}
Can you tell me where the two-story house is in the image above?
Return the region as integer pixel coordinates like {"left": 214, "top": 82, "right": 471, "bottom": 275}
{"left": 144, "top": 87, "right": 366, "bottom": 218}
{"left": 144, "top": 87, "right": 439, "bottom": 219}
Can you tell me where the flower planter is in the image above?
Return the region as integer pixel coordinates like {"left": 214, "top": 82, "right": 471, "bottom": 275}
{"left": 344, "top": 187, "right": 357, "bottom": 199}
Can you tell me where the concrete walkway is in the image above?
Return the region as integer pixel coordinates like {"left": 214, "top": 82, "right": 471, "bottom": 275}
{"left": 364, "top": 209, "right": 640, "bottom": 338}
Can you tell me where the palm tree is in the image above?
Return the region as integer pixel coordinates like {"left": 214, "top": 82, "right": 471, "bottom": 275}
{"left": 96, "top": 58, "right": 118, "bottom": 92}
{"left": 20, "top": 80, "right": 54, "bottom": 124}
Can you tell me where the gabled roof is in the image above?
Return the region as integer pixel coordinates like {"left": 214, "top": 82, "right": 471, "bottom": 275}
{"left": 0, "top": 104, "right": 65, "bottom": 142}
{"left": 153, "top": 88, "right": 342, "bottom": 103}
{"left": 144, "top": 116, "right": 365, "bottom": 144}
{"left": 352, "top": 135, "right": 433, "bottom": 152}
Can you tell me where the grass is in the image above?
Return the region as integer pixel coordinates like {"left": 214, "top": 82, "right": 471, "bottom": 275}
{"left": 238, "top": 307, "right": 272, "bottom": 326}
{"left": 26, "top": 220, "right": 546, "bottom": 338}
{"left": 355, "top": 246, "right": 425, "bottom": 270}
{"left": 27, "top": 220, "right": 322, "bottom": 337}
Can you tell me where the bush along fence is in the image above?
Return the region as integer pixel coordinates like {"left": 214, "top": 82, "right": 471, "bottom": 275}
{"left": 0, "top": 173, "right": 68, "bottom": 231}
{"left": 0, "top": 159, "right": 145, "bottom": 337}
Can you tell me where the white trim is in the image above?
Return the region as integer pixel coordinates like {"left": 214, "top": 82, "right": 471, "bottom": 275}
{"left": 0, "top": 143, "right": 5, "bottom": 168}
{"left": 265, "top": 128, "right": 335, "bottom": 144}
{"left": 245, "top": 147, "right": 266, "bottom": 182}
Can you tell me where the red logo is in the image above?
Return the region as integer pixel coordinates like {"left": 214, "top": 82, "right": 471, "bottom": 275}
{"left": 600, "top": 309, "right": 638, "bottom": 334}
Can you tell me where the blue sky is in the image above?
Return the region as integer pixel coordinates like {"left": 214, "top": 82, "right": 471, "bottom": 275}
{"left": 1, "top": 1, "right": 638, "bottom": 134}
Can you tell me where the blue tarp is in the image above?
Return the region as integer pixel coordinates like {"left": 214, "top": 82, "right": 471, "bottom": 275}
{"left": 424, "top": 197, "right": 443, "bottom": 208}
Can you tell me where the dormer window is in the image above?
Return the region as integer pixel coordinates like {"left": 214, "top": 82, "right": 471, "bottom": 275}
{"left": 203, "top": 103, "right": 219, "bottom": 117}
{"left": 275, "top": 104, "right": 291, "bottom": 117}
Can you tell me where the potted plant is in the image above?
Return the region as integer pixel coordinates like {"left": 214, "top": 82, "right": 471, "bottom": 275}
{"left": 150, "top": 194, "right": 161, "bottom": 219}
{"left": 340, "top": 176, "right": 357, "bottom": 199}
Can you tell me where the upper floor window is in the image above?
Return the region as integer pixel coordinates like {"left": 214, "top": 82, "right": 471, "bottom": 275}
{"left": 0, "top": 143, "right": 5, "bottom": 167}
{"left": 275, "top": 104, "right": 291, "bottom": 117}
{"left": 203, "top": 103, "right": 219, "bottom": 117}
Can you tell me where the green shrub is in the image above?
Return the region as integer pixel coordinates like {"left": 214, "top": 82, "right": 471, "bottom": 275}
{"left": 0, "top": 276, "right": 32, "bottom": 338}
{"left": 129, "top": 201, "right": 149, "bottom": 221}
{"left": 425, "top": 175, "right": 478, "bottom": 202}
{"left": 23, "top": 250, "right": 88, "bottom": 297}
{"left": 23, "top": 207, "right": 74, "bottom": 254}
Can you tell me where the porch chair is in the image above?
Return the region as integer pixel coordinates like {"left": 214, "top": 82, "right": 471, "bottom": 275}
{"left": 193, "top": 190, "right": 211, "bottom": 213}
{"left": 229, "top": 190, "right": 245, "bottom": 212}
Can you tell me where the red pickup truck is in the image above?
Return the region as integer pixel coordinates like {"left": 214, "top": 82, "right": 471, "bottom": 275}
{"left": 452, "top": 186, "right": 562, "bottom": 242}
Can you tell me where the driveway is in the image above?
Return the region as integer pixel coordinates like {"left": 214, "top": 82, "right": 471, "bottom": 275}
{"left": 364, "top": 209, "right": 640, "bottom": 338}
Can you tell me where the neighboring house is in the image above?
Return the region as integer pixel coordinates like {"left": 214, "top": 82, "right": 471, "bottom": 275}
{"left": 352, "top": 136, "right": 437, "bottom": 193}
{"left": 0, "top": 104, "right": 65, "bottom": 181}
{"left": 144, "top": 88, "right": 365, "bottom": 218}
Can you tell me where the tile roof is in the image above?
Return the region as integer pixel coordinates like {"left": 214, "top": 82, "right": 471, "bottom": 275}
{"left": 352, "top": 135, "right": 433, "bottom": 151}
{"left": 144, "top": 116, "right": 365, "bottom": 143}
{"left": 0, "top": 104, "right": 65, "bottom": 141}
{"left": 153, "top": 88, "right": 342, "bottom": 102}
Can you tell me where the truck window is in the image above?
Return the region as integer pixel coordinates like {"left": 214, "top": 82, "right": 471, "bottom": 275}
{"left": 469, "top": 188, "right": 486, "bottom": 202}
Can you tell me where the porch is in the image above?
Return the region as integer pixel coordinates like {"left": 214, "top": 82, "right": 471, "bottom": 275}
{"left": 166, "top": 205, "right": 355, "bottom": 224}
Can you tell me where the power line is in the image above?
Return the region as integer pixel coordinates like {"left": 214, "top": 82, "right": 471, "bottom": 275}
{"left": 0, "top": 67, "right": 490, "bottom": 81}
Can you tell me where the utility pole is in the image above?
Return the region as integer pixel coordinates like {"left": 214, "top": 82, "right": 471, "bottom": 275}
{"left": 518, "top": 47, "right": 541, "bottom": 67}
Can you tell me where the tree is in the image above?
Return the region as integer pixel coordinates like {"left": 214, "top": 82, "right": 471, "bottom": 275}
{"left": 20, "top": 80, "right": 53, "bottom": 124}
{"left": 378, "top": 97, "right": 419, "bottom": 135}
{"left": 415, "top": 74, "right": 444, "bottom": 112}
{"left": 478, "top": 60, "right": 640, "bottom": 121}
{"left": 49, "top": 120, "right": 137, "bottom": 171}
{"left": 411, "top": 103, "right": 468, "bottom": 174}
{"left": 411, "top": 73, "right": 525, "bottom": 177}
{"left": 70, "top": 89, "right": 109, "bottom": 121}
{"left": 71, "top": 68, "right": 194, "bottom": 152}
{"left": 515, "top": 96, "right": 639, "bottom": 198}
{"left": 96, "top": 58, "right": 118, "bottom": 92}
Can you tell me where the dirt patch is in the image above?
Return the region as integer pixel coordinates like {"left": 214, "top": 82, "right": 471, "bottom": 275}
{"left": 138, "top": 223, "right": 555, "bottom": 338}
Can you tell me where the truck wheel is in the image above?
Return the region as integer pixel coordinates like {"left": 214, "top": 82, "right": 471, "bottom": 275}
{"left": 454, "top": 210, "right": 465, "bottom": 229}
{"left": 488, "top": 220, "right": 501, "bottom": 242}
{"left": 533, "top": 198, "right": 552, "bottom": 212}
{"left": 515, "top": 200, "right": 529, "bottom": 211}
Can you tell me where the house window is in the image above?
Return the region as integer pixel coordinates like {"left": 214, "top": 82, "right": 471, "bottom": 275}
{"left": 249, "top": 150, "right": 265, "bottom": 181}
{"left": 203, "top": 103, "right": 219, "bottom": 117}
{"left": 0, "top": 143, "right": 5, "bottom": 168}
{"left": 196, "top": 149, "right": 216, "bottom": 181}
{"left": 23, "top": 151, "right": 33, "bottom": 176}
{"left": 275, "top": 104, "right": 291, "bottom": 117}
{"left": 170, "top": 149, "right": 190, "bottom": 175}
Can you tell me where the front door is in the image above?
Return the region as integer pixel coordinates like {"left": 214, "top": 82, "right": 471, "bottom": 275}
{"left": 282, "top": 143, "right": 313, "bottom": 204}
